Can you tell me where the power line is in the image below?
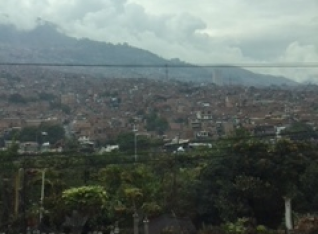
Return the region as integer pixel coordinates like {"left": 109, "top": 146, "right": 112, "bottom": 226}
{"left": 8, "top": 129, "right": 318, "bottom": 159}
{"left": 9, "top": 130, "right": 318, "bottom": 164}
{"left": 9, "top": 146, "right": 318, "bottom": 170}
{"left": 0, "top": 62, "right": 317, "bottom": 68}
{"left": 2, "top": 147, "right": 318, "bottom": 171}
{"left": 1, "top": 130, "right": 317, "bottom": 170}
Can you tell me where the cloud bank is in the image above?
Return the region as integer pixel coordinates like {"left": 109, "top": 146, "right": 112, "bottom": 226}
{"left": 0, "top": 0, "right": 317, "bottom": 81}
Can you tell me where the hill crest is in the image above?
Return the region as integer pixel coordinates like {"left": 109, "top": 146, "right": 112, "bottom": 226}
{"left": 0, "top": 23, "right": 298, "bottom": 86}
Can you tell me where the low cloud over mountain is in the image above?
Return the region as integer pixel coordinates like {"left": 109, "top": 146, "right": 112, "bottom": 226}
{"left": 0, "top": 0, "right": 316, "bottom": 82}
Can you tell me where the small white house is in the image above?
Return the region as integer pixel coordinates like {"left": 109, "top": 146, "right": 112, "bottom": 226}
{"left": 98, "top": 145, "right": 119, "bottom": 154}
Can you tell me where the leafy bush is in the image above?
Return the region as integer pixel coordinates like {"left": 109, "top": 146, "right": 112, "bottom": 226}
{"left": 61, "top": 185, "right": 108, "bottom": 215}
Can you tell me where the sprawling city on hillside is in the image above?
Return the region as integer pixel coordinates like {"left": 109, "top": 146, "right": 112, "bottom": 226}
{"left": 0, "top": 2, "right": 317, "bottom": 232}
{"left": 0, "top": 66, "right": 317, "bottom": 153}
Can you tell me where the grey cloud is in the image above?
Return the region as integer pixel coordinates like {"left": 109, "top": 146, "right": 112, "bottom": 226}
{"left": 0, "top": 0, "right": 317, "bottom": 81}
{"left": 60, "top": 1, "right": 208, "bottom": 48}
{"left": 49, "top": 0, "right": 127, "bottom": 23}
{"left": 0, "top": 0, "right": 49, "bottom": 29}
{"left": 237, "top": 23, "right": 318, "bottom": 59}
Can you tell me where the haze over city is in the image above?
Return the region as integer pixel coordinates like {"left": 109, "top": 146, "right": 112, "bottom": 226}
{"left": 2, "top": 1, "right": 318, "bottom": 234}
{"left": 0, "top": 0, "right": 317, "bottom": 81}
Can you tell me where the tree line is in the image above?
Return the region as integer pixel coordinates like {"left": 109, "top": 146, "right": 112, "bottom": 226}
{"left": 1, "top": 127, "right": 318, "bottom": 233}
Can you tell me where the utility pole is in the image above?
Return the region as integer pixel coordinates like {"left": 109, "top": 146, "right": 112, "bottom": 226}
{"left": 133, "top": 124, "right": 138, "bottom": 162}
{"left": 39, "top": 168, "right": 47, "bottom": 223}
{"left": 172, "top": 133, "right": 180, "bottom": 211}
{"left": 284, "top": 197, "right": 293, "bottom": 234}
{"left": 133, "top": 211, "right": 139, "bottom": 234}
{"left": 143, "top": 216, "right": 149, "bottom": 234}
{"left": 23, "top": 154, "right": 27, "bottom": 234}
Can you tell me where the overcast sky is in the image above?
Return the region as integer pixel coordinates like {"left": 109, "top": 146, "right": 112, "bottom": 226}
{"left": 0, "top": 0, "right": 317, "bottom": 81}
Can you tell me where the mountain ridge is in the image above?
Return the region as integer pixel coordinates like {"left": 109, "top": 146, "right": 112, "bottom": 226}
{"left": 0, "top": 23, "right": 298, "bottom": 86}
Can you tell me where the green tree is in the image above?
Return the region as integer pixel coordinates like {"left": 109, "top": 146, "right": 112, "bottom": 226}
{"left": 38, "top": 92, "right": 56, "bottom": 101}
{"left": 145, "top": 112, "right": 169, "bottom": 135}
{"left": 200, "top": 133, "right": 318, "bottom": 229}
{"left": 98, "top": 164, "right": 162, "bottom": 220}
{"left": 197, "top": 131, "right": 312, "bottom": 228}
{"left": 39, "top": 123, "right": 65, "bottom": 144}
{"left": 268, "top": 139, "right": 315, "bottom": 231}
{"left": 297, "top": 162, "right": 318, "bottom": 213}
{"left": 8, "top": 93, "right": 26, "bottom": 104}
{"left": 116, "top": 132, "right": 152, "bottom": 152}
{"left": 17, "top": 123, "right": 65, "bottom": 144}
{"left": 64, "top": 137, "right": 80, "bottom": 152}
{"left": 61, "top": 185, "right": 108, "bottom": 215}
{"left": 49, "top": 101, "right": 71, "bottom": 114}
{"left": 19, "top": 126, "right": 37, "bottom": 142}
{"left": 281, "top": 122, "right": 317, "bottom": 141}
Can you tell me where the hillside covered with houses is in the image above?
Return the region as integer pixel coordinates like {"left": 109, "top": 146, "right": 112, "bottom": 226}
{"left": 0, "top": 66, "right": 317, "bottom": 153}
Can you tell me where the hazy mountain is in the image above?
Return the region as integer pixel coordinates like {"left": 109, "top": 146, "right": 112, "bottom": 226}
{"left": 208, "top": 66, "right": 298, "bottom": 86}
{"left": 0, "top": 23, "right": 298, "bottom": 86}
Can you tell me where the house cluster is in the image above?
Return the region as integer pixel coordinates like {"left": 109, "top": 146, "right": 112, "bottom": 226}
{"left": 1, "top": 66, "right": 318, "bottom": 152}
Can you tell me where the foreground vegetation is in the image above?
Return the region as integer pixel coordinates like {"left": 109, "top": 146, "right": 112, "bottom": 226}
{"left": 1, "top": 128, "right": 318, "bottom": 234}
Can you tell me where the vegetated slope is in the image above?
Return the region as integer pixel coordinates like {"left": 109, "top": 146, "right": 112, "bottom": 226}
{"left": 208, "top": 66, "right": 298, "bottom": 86}
{"left": 0, "top": 23, "right": 298, "bottom": 86}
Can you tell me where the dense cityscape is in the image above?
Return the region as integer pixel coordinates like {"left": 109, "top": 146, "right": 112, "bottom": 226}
{"left": 0, "top": 65, "right": 318, "bottom": 234}
{"left": 1, "top": 66, "right": 318, "bottom": 154}
{"left": 0, "top": 0, "right": 317, "bottom": 233}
